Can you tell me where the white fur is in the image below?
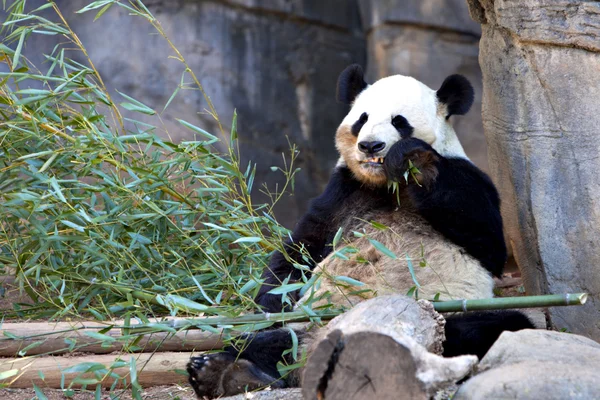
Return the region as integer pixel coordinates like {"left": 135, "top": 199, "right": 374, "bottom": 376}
{"left": 341, "top": 75, "right": 469, "bottom": 160}
{"left": 300, "top": 211, "right": 494, "bottom": 308}
{"left": 297, "top": 73, "right": 493, "bottom": 310}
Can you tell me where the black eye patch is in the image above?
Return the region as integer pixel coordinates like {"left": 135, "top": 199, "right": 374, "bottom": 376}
{"left": 351, "top": 112, "right": 368, "bottom": 136}
{"left": 391, "top": 115, "right": 414, "bottom": 138}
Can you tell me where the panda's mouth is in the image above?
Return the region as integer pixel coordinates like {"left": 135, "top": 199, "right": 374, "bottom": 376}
{"left": 360, "top": 157, "right": 385, "bottom": 167}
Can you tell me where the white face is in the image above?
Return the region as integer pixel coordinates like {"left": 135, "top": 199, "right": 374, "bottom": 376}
{"left": 335, "top": 74, "right": 467, "bottom": 186}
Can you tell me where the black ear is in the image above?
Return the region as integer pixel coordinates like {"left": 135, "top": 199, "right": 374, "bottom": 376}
{"left": 336, "top": 64, "right": 368, "bottom": 104}
{"left": 436, "top": 74, "right": 474, "bottom": 119}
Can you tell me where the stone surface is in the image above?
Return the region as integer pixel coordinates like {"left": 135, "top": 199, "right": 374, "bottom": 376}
{"left": 221, "top": 388, "right": 302, "bottom": 400}
{"left": 467, "top": 0, "right": 600, "bottom": 340}
{"left": 359, "top": 0, "right": 488, "bottom": 171}
{"left": 478, "top": 329, "right": 600, "bottom": 371}
{"left": 455, "top": 329, "right": 600, "bottom": 399}
{"left": 455, "top": 361, "right": 599, "bottom": 400}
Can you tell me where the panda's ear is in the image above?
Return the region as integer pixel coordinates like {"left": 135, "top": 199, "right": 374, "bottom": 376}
{"left": 336, "top": 64, "right": 368, "bottom": 104}
{"left": 436, "top": 74, "right": 474, "bottom": 119}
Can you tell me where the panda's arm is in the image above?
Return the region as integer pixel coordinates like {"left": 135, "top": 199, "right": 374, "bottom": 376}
{"left": 410, "top": 156, "right": 506, "bottom": 277}
{"left": 384, "top": 138, "right": 506, "bottom": 277}
{"left": 255, "top": 167, "right": 357, "bottom": 312}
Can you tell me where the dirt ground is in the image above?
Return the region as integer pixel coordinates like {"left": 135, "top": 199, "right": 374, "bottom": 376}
{"left": 0, "top": 386, "right": 197, "bottom": 400}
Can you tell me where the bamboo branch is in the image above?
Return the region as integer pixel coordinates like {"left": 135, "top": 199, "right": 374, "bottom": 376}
{"left": 0, "top": 294, "right": 586, "bottom": 357}
{"left": 432, "top": 293, "right": 588, "bottom": 313}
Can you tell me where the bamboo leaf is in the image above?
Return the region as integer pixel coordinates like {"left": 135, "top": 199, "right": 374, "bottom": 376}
{"left": 233, "top": 237, "right": 262, "bottom": 244}
{"left": 405, "top": 254, "right": 421, "bottom": 288}
{"left": 267, "top": 283, "right": 304, "bottom": 295}
{"left": 368, "top": 238, "right": 397, "bottom": 259}
{"left": 177, "top": 119, "right": 219, "bottom": 142}
{"left": 332, "top": 227, "right": 343, "bottom": 247}
{"left": 334, "top": 276, "right": 365, "bottom": 287}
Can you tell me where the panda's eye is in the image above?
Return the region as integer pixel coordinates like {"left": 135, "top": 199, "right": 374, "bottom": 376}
{"left": 351, "top": 112, "right": 369, "bottom": 136}
{"left": 391, "top": 115, "right": 414, "bottom": 138}
{"left": 391, "top": 115, "right": 409, "bottom": 130}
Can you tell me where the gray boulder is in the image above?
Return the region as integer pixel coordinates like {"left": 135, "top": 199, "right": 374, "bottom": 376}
{"left": 455, "top": 329, "right": 600, "bottom": 399}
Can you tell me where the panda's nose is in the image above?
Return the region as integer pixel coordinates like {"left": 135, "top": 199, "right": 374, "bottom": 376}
{"left": 358, "top": 141, "right": 386, "bottom": 154}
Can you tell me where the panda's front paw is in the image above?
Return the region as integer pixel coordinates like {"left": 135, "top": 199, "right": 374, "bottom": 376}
{"left": 188, "top": 353, "right": 234, "bottom": 398}
{"left": 384, "top": 138, "right": 440, "bottom": 187}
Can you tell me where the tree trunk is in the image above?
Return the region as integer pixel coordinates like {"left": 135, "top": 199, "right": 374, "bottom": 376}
{"left": 466, "top": 0, "right": 600, "bottom": 340}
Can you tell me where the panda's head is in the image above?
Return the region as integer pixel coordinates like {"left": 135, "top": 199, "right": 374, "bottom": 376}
{"left": 335, "top": 64, "right": 474, "bottom": 186}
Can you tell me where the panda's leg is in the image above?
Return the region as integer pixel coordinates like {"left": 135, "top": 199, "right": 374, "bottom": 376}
{"left": 187, "top": 329, "right": 299, "bottom": 398}
{"left": 442, "top": 310, "right": 534, "bottom": 359}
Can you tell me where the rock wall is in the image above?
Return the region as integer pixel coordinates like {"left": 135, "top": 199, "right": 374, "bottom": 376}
{"left": 18, "top": 0, "right": 365, "bottom": 227}
{"left": 359, "top": 0, "right": 488, "bottom": 170}
{"left": 467, "top": 0, "right": 600, "bottom": 340}
{"left": 12, "top": 0, "right": 487, "bottom": 228}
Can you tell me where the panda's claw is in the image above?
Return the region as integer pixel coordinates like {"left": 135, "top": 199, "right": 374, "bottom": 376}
{"left": 187, "top": 353, "right": 236, "bottom": 399}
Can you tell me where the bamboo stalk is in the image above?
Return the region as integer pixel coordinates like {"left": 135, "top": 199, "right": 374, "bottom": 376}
{"left": 133, "top": 293, "right": 588, "bottom": 331}
{"left": 432, "top": 293, "right": 588, "bottom": 313}
{"left": 0, "top": 294, "right": 586, "bottom": 357}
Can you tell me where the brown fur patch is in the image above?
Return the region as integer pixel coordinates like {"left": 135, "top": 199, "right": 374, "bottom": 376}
{"left": 335, "top": 125, "right": 387, "bottom": 187}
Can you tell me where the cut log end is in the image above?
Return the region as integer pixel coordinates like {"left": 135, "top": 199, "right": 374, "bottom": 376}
{"left": 303, "top": 330, "right": 427, "bottom": 400}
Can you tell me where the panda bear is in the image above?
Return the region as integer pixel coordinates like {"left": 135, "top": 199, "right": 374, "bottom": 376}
{"left": 187, "top": 65, "right": 534, "bottom": 398}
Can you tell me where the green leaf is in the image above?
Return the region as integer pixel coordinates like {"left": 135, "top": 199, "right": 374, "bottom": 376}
{"left": 12, "top": 29, "right": 27, "bottom": 69}
{"left": 368, "top": 238, "right": 397, "bottom": 259}
{"left": 177, "top": 119, "right": 219, "bottom": 142}
{"left": 84, "top": 332, "right": 116, "bottom": 342}
{"left": 333, "top": 276, "right": 365, "bottom": 287}
{"left": 332, "top": 227, "right": 343, "bottom": 248}
{"left": 405, "top": 254, "right": 421, "bottom": 288}
{"left": 0, "top": 369, "right": 19, "bottom": 381}
{"left": 117, "top": 90, "right": 156, "bottom": 115}
{"left": 94, "top": 2, "right": 114, "bottom": 21}
{"left": 369, "top": 221, "right": 388, "bottom": 230}
{"left": 60, "top": 220, "right": 86, "bottom": 233}
{"left": 233, "top": 237, "right": 262, "bottom": 244}
{"left": 33, "top": 384, "right": 48, "bottom": 400}
{"left": 267, "top": 283, "right": 304, "bottom": 295}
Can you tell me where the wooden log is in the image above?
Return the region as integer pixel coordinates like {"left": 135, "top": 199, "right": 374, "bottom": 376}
{"left": 302, "top": 295, "right": 478, "bottom": 400}
{"left": 0, "top": 320, "right": 224, "bottom": 357}
{"left": 0, "top": 352, "right": 191, "bottom": 388}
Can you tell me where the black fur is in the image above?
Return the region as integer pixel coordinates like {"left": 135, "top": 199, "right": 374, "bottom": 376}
{"left": 391, "top": 115, "right": 414, "bottom": 139}
{"left": 436, "top": 74, "right": 474, "bottom": 119}
{"left": 443, "top": 311, "right": 535, "bottom": 359}
{"left": 351, "top": 112, "right": 368, "bottom": 136}
{"left": 384, "top": 138, "right": 507, "bottom": 277}
{"left": 187, "top": 330, "right": 296, "bottom": 397}
{"left": 228, "top": 329, "right": 299, "bottom": 378}
{"left": 336, "top": 64, "right": 368, "bottom": 104}
{"left": 257, "top": 137, "right": 506, "bottom": 313}
{"left": 255, "top": 167, "right": 393, "bottom": 312}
